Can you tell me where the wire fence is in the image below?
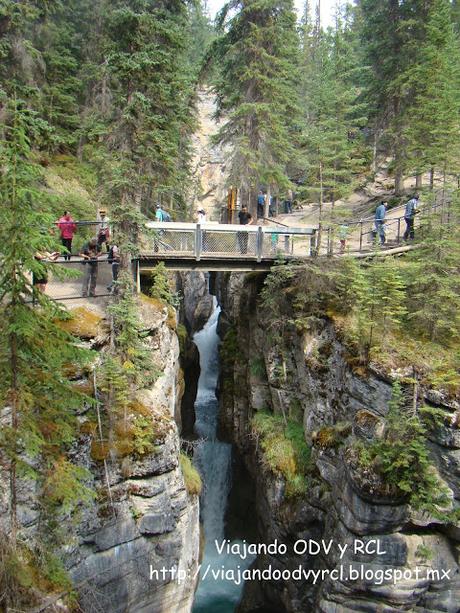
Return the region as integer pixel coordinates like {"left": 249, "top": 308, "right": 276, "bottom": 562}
{"left": 36, "top": 258, "right": 115, "bottom": 302}
{"left": 143, "top": 222, "right": 317, "bottom": 259}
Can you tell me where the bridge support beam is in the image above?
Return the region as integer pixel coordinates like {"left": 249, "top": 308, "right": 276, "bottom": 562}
{"left": 256, "top": 226, "right": 263, "bottom": 262}
{"left": 195, "top": 224, "right": 202, "bottom": 260}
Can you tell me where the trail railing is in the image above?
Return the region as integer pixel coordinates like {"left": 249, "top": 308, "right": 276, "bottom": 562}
{"left": 322, "top": 190, "right": 454, "bottom": 256}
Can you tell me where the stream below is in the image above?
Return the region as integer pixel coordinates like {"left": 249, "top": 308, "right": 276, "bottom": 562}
{"left": 192, "top": 300, "right": 255, "bottom": 613}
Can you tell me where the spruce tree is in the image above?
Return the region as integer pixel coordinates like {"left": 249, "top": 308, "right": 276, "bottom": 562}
{"left": 214, "top": 0, "right": 302, "bottom": 215}
{"left": 0, "top": 102, "right": 92, "bottom": 545}
{"left": 404, "top": 196, "right": 460, "bottom": 343}
{"left": 404, "top": 0, "right": 460, "bottom": 182}
{"left": 300, "top": 5, "right": 366, "bottom": 247}
{"left": 359, "top": 0, "right": 431, "bottom": 193}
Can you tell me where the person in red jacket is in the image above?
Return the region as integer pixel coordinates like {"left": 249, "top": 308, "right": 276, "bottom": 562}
{"left": 57, "top": 211, "right": 77, "bottom": 260}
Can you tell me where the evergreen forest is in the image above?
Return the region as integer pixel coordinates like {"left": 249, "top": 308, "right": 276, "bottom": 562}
{"left": 0, "top": 1, "right": 459, "bottom": 611}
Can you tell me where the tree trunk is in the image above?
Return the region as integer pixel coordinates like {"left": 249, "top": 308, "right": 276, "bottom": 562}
{"left": 394, "top": 164, "right": 404, "bottom": 196}
{"left": 9, "top": 327, "right": 18, "bottom": 548}
{"left": 415, "top": 173, "right": 422, "bottom": 189}
{"left": 371, "top": 129, "right": 379, "bottom": 177}
{"left": 429, "top": 167, "right": 434, "bottom": 190}
{"left": 316, "top": 160, "right": 323, "bottom": 253}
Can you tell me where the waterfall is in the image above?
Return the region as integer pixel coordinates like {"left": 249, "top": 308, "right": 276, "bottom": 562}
{"left": 193, "top": 299, "right": 254, "bottom": 613}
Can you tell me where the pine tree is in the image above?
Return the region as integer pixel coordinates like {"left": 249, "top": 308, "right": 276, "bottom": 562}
{"left": 80, "top": 0, "right": 197, "bottom": 262}
{"left": 359, "top": 0, "right": 431, "bottom": 193}
{"left": 213, "top": 0, "right": 302, "bottom": 216}
{"left": 404, "top": 0, "right": 460, "bottom": 181}
{"left": 187, "top": 0, "right": 215, "bottom": 74}
{"left": 404, "top": 196, "right": 460, "bottom": 343}
{"left": 300, "top": 5, "right": 366, "bottom": 247}
{"left": 0, "top": 101, "right": 93, "bottom": 545}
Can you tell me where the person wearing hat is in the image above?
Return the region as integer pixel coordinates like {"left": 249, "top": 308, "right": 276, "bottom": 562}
{"left": 97, "top": 209, "right": 110, "bottom": 252}
{"left": 197, "top": 209, "right": 207, "bottom": 224}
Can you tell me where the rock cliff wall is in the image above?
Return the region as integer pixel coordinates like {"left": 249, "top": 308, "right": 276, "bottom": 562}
{"left": 215, "top": 272, "right": 460, "bottom": 613}
{"left": 0, "top": 297, "right": 200, "bottom": 613}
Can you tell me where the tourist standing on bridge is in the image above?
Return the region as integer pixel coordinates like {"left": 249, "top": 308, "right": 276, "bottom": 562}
{"left": 107, "top": 243, "right": 120, "bottom": 294}
{"left": 97, "top": 209, "right": 110, "bottom": 253}
{"left": 257, "top": 191, "right": 266, "bottom": 219}
{"left": 374, "top": 200, "right": 388, "bottom": 245}
{"left": 197, "top": 209, "right": 208, "bottom": 251}
{"left": 57, "top": 211, "right": 77, "bottom": 260}
{"left": 80, "top": 238, "right": 102, "bottom": 297}
{"left": 238, "top": 205, "right": 253, "bottom": 253}
{"left": 403, "top": 194, "right": 419, "bottom": 240}
{"left": 32, "top": 251, "right": 59, "bottom": 293}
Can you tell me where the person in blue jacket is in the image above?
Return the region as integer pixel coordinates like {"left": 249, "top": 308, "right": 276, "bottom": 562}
{"left": 403, "top": 194, "right": 419, "bottom": 240}
{"left": 374, "top": 200, "right": 388, "bottom": 245}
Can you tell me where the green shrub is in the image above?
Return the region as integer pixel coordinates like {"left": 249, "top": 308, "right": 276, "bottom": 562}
{"left": 348, "top": 384, "right": 453, "bottom": 518}
{"left": 220, "top": 328, "right": 238, "bottom": 368}
{"left": 249, "top": 356, "right": 266, "bottom": 378}
{"left": 251, "top": 411, "right": 312, "bottom": 498}
{"left": 149, "top": 263, "right": 179, "bottom": 307}
{"left": 180, "top": 453, "right": 202, "bottom": 496}
{"left": 419, "top": 405, "right": 455, "bottom": 430}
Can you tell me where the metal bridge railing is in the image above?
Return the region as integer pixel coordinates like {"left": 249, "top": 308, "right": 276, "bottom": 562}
{"left": 144, "top": 222, "right": 317, "bottom": 260}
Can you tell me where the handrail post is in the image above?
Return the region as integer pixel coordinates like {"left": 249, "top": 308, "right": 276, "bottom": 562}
{"left": 136, "top": 260, "right": 141, "bottom": 293}
{"left": 310, "top": 231, "right": 317, "bottom": 257}
{"left": 256, "top": 226, "right": 263, "bottom": 262}
{"left": 195, "top": 223, "right": 202, "bottom": 260}
{"left": 359, "top": 221, "right": 363, "bottom": 251}
{"left": 397, "top": 218, "right": 401, "bottom": 243}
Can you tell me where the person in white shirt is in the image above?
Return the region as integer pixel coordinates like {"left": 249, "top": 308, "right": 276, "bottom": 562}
{"left": 197, "top": 209, "right": 207, "bottom": 251}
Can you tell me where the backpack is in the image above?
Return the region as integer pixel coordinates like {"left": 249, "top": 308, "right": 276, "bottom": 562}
{"left": 162, "top": 211, "right": 171, "bottom": 222}
{"left": 108, "top": 246, "right": 115, "bottom": 264}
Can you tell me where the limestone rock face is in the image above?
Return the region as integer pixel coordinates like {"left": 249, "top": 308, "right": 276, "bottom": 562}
{"left": 0, "top": 297, "right": 200, "bottom": 613}
{"left": 177, "top": 271, "right": 213, "bottom": 334}
{"left": 216, "top": 272, "right": 460, "bottom": 613}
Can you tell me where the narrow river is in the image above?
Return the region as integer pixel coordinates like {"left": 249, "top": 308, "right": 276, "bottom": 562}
{"left": 192, "top": 300, "right": 254, "bottom": 613}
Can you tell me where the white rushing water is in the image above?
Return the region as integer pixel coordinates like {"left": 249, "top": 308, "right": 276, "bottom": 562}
{"left": 192, "top": 299, "right": 254, "bottom": 613}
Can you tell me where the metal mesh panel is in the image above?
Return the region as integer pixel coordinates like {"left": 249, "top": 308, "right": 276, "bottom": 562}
{"left": 152, "top": 230, "right": 195, "bottom": 254}
{"left": 39, "top": 259, "right": 114, "bottom": 301}
{"left": 201, "top": 229, "right": 257, "bottom": 255}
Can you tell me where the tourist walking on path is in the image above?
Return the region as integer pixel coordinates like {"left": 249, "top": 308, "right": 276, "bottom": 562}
{"left": 80, "top": 238, "right": 102, "bottom": 297}
{"left": 57, "top": 211, "right": 77, "bottom": 260}
{"left": 238, "top": 205, "right": 253, "bottom": 254}
{"left": 339, "top": 223, "right": 349, "bottom": 252}
{"left": 154, "top": 204, "right": 171, "bottom": 251}
{"left": 374, "top": 201, "right": 388, "bottom": 245}
{"left": 403, "top": 194, "right": 419, "bottom": 240}
{"left": 155, "top": 203, "right": 171, "bottom": 222}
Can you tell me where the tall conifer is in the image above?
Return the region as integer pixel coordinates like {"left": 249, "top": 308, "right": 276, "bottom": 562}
{"left": 214, "top": 0, "right": 301, "bottom": 214}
